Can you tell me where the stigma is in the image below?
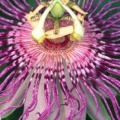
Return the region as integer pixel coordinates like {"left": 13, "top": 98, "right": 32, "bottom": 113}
{"left": 25, "top": 0, "right": 88, "bottom": 43}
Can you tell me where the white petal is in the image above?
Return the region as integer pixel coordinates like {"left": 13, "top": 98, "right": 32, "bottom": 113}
{"left": 85, "top": 88, "right": 111, "bottom": 120}
{"left": 0, "top": 55, "right": 42, "bottom": 118}
{"left": 23, "top": 67, "right": 46, "bottom": 120}
{"left": 0, "top": 75, "right": 28, "bottom": 118}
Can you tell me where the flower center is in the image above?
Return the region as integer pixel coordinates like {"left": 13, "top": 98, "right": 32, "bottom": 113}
{"left": 25, "top": 0, "right": 88, "bottom": 44}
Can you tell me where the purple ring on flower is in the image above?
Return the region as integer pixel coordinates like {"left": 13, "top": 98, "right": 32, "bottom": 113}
{"left": 0, "top": 0, "right": 120, "bottom": 120}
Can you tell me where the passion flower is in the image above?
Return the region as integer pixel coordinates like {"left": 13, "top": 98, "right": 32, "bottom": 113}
{"left": 0, "top": 0, "right": 120, "bottom": 120}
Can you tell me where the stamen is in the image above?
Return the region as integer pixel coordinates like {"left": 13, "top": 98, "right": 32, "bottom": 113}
{"left": 66, "top": 0, "right": 76, "bottom": 7}
{"left": 61, "top": 0, "right": 69, "bottom": 5}
{"left": 35, "top": 13, "right": 41, "bottom": 21}
{"left": 41, "top": 2, "right": 50, "bottom": 7}
{"left": 71, "top": 5, "right": 88, "bottom": 15}
{"left": 61, "top": 16, "right": 73, "bottom": 21}
{"left": 46, "top": 26, "right": 73, "bottom": 39}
